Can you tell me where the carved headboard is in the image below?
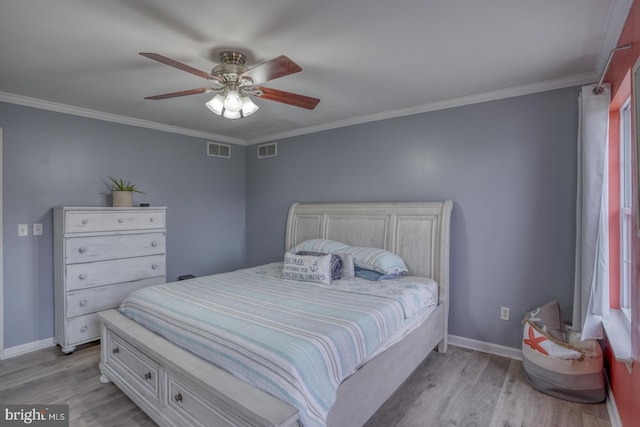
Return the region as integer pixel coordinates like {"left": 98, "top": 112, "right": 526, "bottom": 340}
{"left": 285, "top": 201, "right": 453, "bottom": 305}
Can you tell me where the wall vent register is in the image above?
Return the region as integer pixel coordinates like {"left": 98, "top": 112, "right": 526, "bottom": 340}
{"left": 258, "top": 143, "right": 277, "bottom": 159}
{"left": 207, "top": 142, "right": 231, "bottom": 158}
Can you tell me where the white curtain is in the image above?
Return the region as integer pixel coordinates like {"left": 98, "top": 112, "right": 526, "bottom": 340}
{"left": 573, "top": 83, "right": 610, "bottom": 340}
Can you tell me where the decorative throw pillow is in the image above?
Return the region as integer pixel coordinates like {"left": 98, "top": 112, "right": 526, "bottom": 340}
{"left": 524, "top": 300, "right": 566, "bottom": 342}
{"left": 282, "top": 252, "right": 332, "bottom": 285}
{"left": 344, "top": 246, "right": 409, "bottom": 275}
{"left": 522, "top": 321, "right": 581, "bottom": 359}
{"left": 296, "top": 251, "right": 343, "bottom": 280}
{"left": 290, "top": 239, "right": 349, "bottom": 255}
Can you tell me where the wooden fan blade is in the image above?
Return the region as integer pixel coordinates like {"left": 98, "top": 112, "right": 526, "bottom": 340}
{"left": 144, "top": 87, "right": 212, "bottom": 100}
{"left": 240, "top": 56, "right": 302, "bottom": 85}
{"left": 140, "top": 52, "right": 223, "bottom": 84}
{"left": 256, "top": 87, "right": 320, "bottom": 110}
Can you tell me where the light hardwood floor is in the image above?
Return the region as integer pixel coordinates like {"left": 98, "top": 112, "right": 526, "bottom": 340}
{"left": 0, "top": 343, "right": 611, "bottom": 427}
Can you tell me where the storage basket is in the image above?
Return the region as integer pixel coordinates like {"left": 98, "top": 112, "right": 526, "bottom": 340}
{"left": 522, "top": 320, "right": 605, "bottom": 403}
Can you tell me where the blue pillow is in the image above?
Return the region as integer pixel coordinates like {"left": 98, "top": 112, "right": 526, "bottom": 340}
{"left": 354, "top": 266, "right": 405, "bottom": 281}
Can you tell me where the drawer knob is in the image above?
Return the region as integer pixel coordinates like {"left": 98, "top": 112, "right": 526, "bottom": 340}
{"left": 112, "top": 347, "right": 119, "bottom": 354}
{"left": 149, "top": 217, "right": 155, "bottom": 223}
{"left": 79, "top": 299, "right": 88, "bottom": 307}
{"left": 81, "top": 219, "right": 89, "bottom": 224}
{"left": 118, "top": 218, "right": 124, "bottom": 223}
{"left": 151, "top": 241, "right": 157, "bottom": 247}
{"left": 174, "top": 393, "right": 183, "bottom": 403}
{"left": 79, "top": 274, "right": 87, "bottom": 280}
{"left": 78, "top": 247, "right": 86, "bottom": 254}
{"left": 151, "top": 264, "right": 158, "bottom": 270}
{"left": 144, "top": 372, "right": 152, "bottom": 380}
{"left": 80, "top": 325, "right": 87, "bottom": 333}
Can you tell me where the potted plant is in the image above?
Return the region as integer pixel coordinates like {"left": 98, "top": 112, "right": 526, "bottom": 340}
{"left": 108, "top": 176, "right": 145, "bottom": 207}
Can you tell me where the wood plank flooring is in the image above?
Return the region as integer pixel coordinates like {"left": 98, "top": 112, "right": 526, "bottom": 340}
{"left": 0, "top": 343, "right": 611, "bottom": 427}
{"left": 365, "top": 347, "right": 611, "bottom": 427}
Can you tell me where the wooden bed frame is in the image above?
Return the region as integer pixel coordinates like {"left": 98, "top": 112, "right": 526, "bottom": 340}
{"left": 98, "top": 201, "right": 453, "bottom": 427}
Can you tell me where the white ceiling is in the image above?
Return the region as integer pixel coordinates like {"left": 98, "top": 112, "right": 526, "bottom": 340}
{"left": 0, "top": 0, "right": 631, "bottom": 144}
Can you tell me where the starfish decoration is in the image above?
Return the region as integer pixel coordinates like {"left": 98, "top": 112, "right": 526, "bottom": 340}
{"left": 524, "top": 325, "right": 549, "bottom": 355}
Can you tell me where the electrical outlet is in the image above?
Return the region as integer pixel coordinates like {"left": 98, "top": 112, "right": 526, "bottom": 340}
{"left": 500, "top": 306, "right": 510, "bottom": 320}
{"left": 33, "top": 223, "right": 43, "bottom": 236}
{"left": 18, "top": 224, "right": 29, "bottom": 237}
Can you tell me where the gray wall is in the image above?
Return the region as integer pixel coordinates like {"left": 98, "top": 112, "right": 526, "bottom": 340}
{"left": 246, "top": 87, "right": 579, "bottom": 348}
{"left": 1, "top": 102, "right": 246, "bottom": 348}
{"left": 1, "top": 86, "right": 579, "bottom": 351}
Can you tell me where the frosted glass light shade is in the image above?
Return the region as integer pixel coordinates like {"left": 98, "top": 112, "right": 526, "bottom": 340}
{"left": 223, "top": 90, "right": 243, "bottom": 112}
{"left": 206, "top": 92, "right": 258, "bottom": 119}
{"left": 205, "top": 94, "right": 224, "bottom": 115}
{"left": 223, "top": 109, "right": 241, "bottom": 119}
{"left": 241, "top": 97, "right": 259, "bottom": 117}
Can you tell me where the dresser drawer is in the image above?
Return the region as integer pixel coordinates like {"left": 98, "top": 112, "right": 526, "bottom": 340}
{"left": 66, "top": 276, "right": 166, "bottom": 318}
{"left": 65, "top": 313, "right": 101, "bottom": 345}
{"left": 166, "top": 372, "right": 252, "bottom": 427}
{"left": 66, "top": 255, "right": 165, "bottom": 291}
{"left": 107, "top": 332, "right": 162, "bottom": 401}
{"left": 65, "top": 233, "right": 166, "bottom": 264}
{"left": 65, "top": 210, "right": 165, "bottom": 233}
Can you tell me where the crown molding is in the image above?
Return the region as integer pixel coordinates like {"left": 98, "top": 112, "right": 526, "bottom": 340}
{"left": 1, "top": 70, "right": 597, "bottom": 147}
{"left": 0, "top": 92, "right": 245, "bottom": 145}
{"left": 247, "top": 71, "right": 598, "bottom": 144}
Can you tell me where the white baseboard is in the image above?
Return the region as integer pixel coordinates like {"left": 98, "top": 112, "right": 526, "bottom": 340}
{"left": 605, "top": 373, "right": 623, "bottom": 427}
{"left": 2, "top": 335, "right": 521, "bottom": 361}
{"left": 1, "top": 335, "right": 520, "bottom": 360}
{"left": 1, "top": 337, "right": 56, "bottom": 360}
{"left": 0, "top": 334, "right": 522, "bottom": 362}
{"left": 448, "top": 334, "right": 523, "bottom": 360}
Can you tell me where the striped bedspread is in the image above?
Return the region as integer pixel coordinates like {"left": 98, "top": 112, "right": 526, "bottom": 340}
{"left": 119, "top": 262, "right": 438, "bottom": 427}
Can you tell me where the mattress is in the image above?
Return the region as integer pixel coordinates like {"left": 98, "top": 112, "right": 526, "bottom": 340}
{"left": 119, "top": 262, "right": 438, "bottom": 427}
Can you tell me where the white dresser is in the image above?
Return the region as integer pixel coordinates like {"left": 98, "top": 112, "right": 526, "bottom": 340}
{"left": 53, "top": 207, "right": 167, "bottom": 354}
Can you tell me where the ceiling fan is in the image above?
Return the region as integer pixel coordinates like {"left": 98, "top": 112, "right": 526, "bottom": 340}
{"left": 140, "top": 51, "right": 320, "bottom": 119}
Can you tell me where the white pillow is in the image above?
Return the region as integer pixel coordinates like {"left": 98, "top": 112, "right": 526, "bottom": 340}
{"left": 282, "top": 252, "right": 332, "bottom": 285}
{"left": 344, "top": 246, "right": 408, "bottom": 275}
{"left": 290, "top": 239, "right": 349, "bottom": 254}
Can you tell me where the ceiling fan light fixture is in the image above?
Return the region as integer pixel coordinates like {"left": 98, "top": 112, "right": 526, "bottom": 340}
{"left": 223, "top": 109, "right": 242, "bottom": 119}
{"left": 206, "top": 91, "right": 258, "bottom": 119}
{"left": 141, "top": 51, "right": 320, "bottom": 117}
{"left": 223, "top": 89, "right": 243, "bottom": 113}
{"left": 241, "top": 96, "right": 259, "bottom": 117}
{"left": 205, "top": 94, "right": 224, "bottom": 115}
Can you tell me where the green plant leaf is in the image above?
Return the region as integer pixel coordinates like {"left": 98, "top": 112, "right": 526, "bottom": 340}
{"left": 107, "top": 176, "right": 145, "bottom": 194}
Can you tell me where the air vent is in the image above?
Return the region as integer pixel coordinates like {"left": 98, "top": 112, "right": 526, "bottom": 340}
{"left": 207, "top": 142, "right": 231, "bottom": 158}
{"left": 257, "top": 143, "right": 277, "bottom": 159}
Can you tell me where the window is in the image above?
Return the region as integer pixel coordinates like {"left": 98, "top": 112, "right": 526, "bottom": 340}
{"left": 620, "top": 97, "right": 632, "bottom": 322}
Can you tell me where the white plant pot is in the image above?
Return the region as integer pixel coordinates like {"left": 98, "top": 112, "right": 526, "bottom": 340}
{"left": 112, "top": 191, "right": 133, "bottom": 207}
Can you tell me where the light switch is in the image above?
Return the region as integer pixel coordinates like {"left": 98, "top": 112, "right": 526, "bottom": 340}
{"left": 18, "top": 224, "right": 29, "bottom": 237}
{"left": 33, "top": 223, "right": 43, "bottom": 236}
